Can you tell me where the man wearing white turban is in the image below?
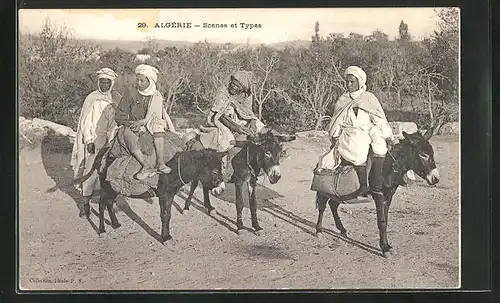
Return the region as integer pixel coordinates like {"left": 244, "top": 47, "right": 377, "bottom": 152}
{"left": 325, "top": 66, "right": 394, "bottom": 200}
{"left": 71, "top": 67, "right": 121, "bottom": 217}
{"left": 115, "top": 64, "right": 177, "bottom": 180}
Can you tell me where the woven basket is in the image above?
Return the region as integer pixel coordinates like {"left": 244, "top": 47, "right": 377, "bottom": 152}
{"left": 310, "top": 165, "right": 360, "bottom": 197}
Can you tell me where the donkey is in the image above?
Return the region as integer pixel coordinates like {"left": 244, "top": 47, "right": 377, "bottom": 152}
{"left": 82, "top": 148, "right": 227, "bottom": 243}
{"left": 183, "top": 130, "right": 296, "bottom": 233}
{"left": 315, "top": 129, "right": 440, "bottom": 256}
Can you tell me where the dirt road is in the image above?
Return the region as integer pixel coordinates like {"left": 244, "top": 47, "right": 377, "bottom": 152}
{"left": 19, "top": 134, "right": 460, "bottom": 290}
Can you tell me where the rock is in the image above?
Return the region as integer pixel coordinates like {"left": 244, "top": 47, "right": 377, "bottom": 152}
{"left": 437, "top": 122, "right": 459, "bottom": 135}
{"left": 19, "top": 117, "right": 76, "bottom": 149}
{"left": 31, "top": 118, "right": 76, "bottom": 138}
{"left": 389, "top": 122, "right": 418, "bottom": 139}
{"left": 295, "top": 130, "right": 328, "bottom": 138}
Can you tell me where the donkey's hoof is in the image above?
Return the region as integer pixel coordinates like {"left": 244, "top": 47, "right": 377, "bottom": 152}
{"left": 253, "top": 225, "right": 263, "bottom": 232}
{"left": 383, "top": 249, "right": 396, "bottom": 259}
{"left": 111, "top": 222, "right": 121, "bottom": 229}
{"left": 381, "top": 244, "right": 395, "bottom": 258}
{"left": 79, "top": 205, "right": 90, "bottom": 218}
{"left": 236, "top": 223, "right": 244, "bottom": 234}
{"left": 98, "top": 228, "right": 106, "bottom": 235}
{"left": 340, "top": 231, "right": 348, "bottom": 238}
{"left": 205, "top": 206, "right": 215, "bottom": 214}
{"left": 161, "top": 235, "right": 173, "bottom": 244}
{"left": 182, "top": 207, "right": 190, "bottom": 214}
{"left": 316, "top": 231, "right": 324, "bottom": 239}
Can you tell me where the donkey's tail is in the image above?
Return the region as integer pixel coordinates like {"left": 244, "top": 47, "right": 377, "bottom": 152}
{"left": 52, "top": 147, "right": 110, "bottom": 192}
{"left": 73, "top": 146, "right": 110, "bottom": 184}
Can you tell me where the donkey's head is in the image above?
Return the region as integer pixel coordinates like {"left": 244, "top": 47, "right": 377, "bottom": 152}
{"left": 194, "top": 149, "right": 228, "bottom": 190}
{"left": 246, "top": 130, "right": 296, "bottom": 184}
{"left": 401, "top": 128, "right": 440, "bottom": 186}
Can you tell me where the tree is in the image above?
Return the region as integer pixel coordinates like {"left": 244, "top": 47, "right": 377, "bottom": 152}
{"left": 311, "top": 21, "right": 321, "bottom": 43}
{"left": 19, "top": 18, "right": 99, "bottom": 128}
{"left": 276, "top": 49, "right": 345, "bottom": 130}
{"left": 432, "top": 8, "right": 459, "bottom": 95}
{"left": 141, "top": 36, "right": 161, "bottom": 54}
{"left": 368, "top": 29, "right": 389, "bottom": 42}
{"left": 186, "top": 42, "right": 228, "bottom": 111}
{"left": 398, "top": 20, "right": 411, "bottom": 42}
{"left": 152, "top": 48, "right": 189, "bottom": 114}
{"left": 249, "top": 47, "right": 280, "bottom": 120}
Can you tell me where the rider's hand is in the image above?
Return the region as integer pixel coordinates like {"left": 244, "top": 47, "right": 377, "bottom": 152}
{"left": 86, "top": 143, "right": 95, "bottom": 154}
{"left": 130, "top": 120, "right": 143, "bottom": 132}
{"left": 386, "top": 138, "right": 395, "bottom": 151}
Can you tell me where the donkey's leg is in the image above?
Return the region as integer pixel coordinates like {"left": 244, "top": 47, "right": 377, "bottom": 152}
{"left": 159, "top": 192, "right": 175, "bottom": 243}
{"left": 183, "top": 180, "right": 198, "bottom": 211}
{"left": 106, "top": 199, "right": 121, "bottom": 229}
{"left": 328, "top": 198, "right": 347, "bottom": 237}
{"left": 383, "top": 188, "right": 396, "bottom": 224}
{"left": 370, "top": 156, "right": 392, "bottom": 255}
{"left": 315, "top": 193, "right": 328, "bottom": 236}
{"left": 202, "top": 185, "right": 215, "bottom": 214}
{"left": 101, "top": 180, "right": 120, "bottom": 229}
{"left": 373, "top": 192, "right": 391, "bottom": 254}
{"left": 98, "top": 193, "right": 107, "bottom": 234}
{"left": 248, "top": 178, "right": 262, "bottom": 232}
{"left": 381, "top": 188, "right": 397, "bottom": 250}
{"left": 234, "top": 180, "right": 245, "bottom": 232}
{"left": 80, "top": 196, "right": 91, "bottom": 219}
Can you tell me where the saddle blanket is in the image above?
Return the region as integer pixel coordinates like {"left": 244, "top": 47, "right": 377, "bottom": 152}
{"left": 106, "top": 130, "right": 185, "bottom": 196}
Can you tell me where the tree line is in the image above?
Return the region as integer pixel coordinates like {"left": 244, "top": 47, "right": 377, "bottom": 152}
{"left": 19, "top": 8, "right": 459, "bottom": 133}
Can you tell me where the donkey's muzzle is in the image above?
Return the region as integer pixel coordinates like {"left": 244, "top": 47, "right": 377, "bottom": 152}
{"left": 268, "top": 165, "right": 281, "bottom": 184}
{"left": 425, "top": 168, "right": 440, "bottom": 185}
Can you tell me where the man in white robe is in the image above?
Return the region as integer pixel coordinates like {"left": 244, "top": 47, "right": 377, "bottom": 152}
{"left": 70, "top": 68, "right": 121, "bottom": 218}
{"left": 326, "top": 66, "right": 394, "bottom": 199}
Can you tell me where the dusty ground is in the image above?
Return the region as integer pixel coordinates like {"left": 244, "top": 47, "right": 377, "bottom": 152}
{"left": 18, "top": 133, "right": 460, "bottom": 290}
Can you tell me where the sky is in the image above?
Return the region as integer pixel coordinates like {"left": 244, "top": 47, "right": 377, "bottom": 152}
{"left": 18, "top": 8, "right": 451, "bottom": 44}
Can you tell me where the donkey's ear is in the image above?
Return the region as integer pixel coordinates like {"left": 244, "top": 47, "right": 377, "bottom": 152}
{"left": 422, "top": 126, "right": 435, "bottom": 140}
{"left": 247, "top": 134, "right": 266, "bottom": 145}
{"left": 403, "top": 131, "right": 418, "bottom": 145}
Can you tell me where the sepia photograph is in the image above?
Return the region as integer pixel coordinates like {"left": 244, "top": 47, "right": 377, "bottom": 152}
{"left": 18, "top": 7, "right": 460, "bottom": 290}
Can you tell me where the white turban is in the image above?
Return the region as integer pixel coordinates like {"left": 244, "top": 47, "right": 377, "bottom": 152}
{"left": 96, "top": 68, "right": 118, "bottom": 94}
{"left": 344, "top": 66, "right": 367, "bottom": 99}
{"left": 135, "top": 64, "right": 159, "bottom": 96}
{"left": 344, "top": 66, "right": 367, "bottom": 89}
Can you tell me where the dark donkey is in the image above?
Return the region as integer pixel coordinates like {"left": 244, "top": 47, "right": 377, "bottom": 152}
{"left": 184, "top": 130, "right": 296, "bottom": 233}
{"left": 79, "top": 147, "right": 227, "bottom": 243}
{"left": 315, "top": 128, "right": 440, "bottom": 257}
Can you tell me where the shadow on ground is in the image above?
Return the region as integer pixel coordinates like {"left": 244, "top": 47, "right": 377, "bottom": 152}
{"left": 38, "top": 131, "right": 384, "bottom": 256}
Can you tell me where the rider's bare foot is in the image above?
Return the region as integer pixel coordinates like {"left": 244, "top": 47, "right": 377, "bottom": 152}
{"left": 135, "top": 167, "right": 156, "bottom": 180}
{"left": 157, "top": 164, "right": 172, "bottom": 174}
